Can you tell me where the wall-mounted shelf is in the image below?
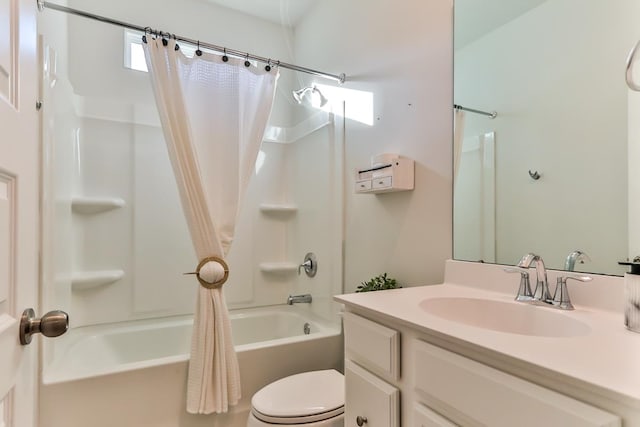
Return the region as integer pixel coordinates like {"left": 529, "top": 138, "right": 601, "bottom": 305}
{"left": 71, "top": 270, "right": 124, "bottom": 291}
{"left": 71, "top": 197, "right": 125, "bottom": 214}
{"left": 355, "top": 154, "right": 414, "bottom": 194}
{"left": 259, "top": 203, "right": 298, "bottom": 215}
{"left": 259, "top": 262, "right": 298, "bottom": 274}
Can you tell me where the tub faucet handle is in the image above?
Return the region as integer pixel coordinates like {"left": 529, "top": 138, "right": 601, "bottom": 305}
{"left": 298, "top": 252, "right": 317, "bottom": 277}
{"left": 298, "top": 259, "right": 312, "bottom": 274}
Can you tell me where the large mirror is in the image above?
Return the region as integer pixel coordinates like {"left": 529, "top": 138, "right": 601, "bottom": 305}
{"left": 453, "top": 0, "right": 640, "bottom": 275}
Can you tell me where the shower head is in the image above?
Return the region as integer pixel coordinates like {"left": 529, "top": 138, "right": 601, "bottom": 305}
{"left": 292, "top": 86, "right": 328, "bottom": 107}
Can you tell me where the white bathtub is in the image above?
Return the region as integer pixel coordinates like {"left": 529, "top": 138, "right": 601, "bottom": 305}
{"left": 40, "top": 305, "right": 343, "bottom": 427}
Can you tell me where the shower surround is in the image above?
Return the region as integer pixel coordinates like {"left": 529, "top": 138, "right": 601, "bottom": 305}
{"left": 39, "top": 1, "right": 345, "bottom": 424}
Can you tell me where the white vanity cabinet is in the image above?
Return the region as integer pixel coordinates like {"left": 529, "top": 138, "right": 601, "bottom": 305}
{"left": 342, "top": 310, "right": 622, "bottom": 427}
{"left": 343, "top": 312, "right": 400, "bottom": 427}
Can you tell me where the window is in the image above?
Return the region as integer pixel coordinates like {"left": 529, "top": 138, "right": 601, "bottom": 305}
{"left": 123, "top": 29, "right": 199, "bottom": 72}
{"left": 123, "top": 29, "right": 148, "bottom": 72}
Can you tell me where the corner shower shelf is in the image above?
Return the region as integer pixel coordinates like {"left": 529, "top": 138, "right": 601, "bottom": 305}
{"left": 259, "top": 203, "right": 298, "bottom": 215}
{"left": 259, "top": 262, "right": 298, "bottom": 274}
{"left": 71, "top": 269, "right": 125, "bottom": 291}
{"left": 71, "top": 197, "right": 125, "bottom": 214}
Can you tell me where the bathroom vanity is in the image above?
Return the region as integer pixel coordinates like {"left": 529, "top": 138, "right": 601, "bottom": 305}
{"left": 335, "top": 261, "right": 640, "bottom": 426}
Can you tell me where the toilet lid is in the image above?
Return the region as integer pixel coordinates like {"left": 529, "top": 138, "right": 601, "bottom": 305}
{"left": 251, "top": 370, "right": 344, "bottom": 424}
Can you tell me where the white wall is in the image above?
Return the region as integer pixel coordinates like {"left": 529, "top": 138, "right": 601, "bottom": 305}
{"left": 294, "top": 0, "right": 453, "bottom": 292}
{"left": 455, "top": 0, "right": 638, "bottom": 274}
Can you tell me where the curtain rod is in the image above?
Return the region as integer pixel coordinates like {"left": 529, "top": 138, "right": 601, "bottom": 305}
{"left": 37, "top": 0, "right": 347, "bottom": 84}
{"left": 454, "top": 104, "right": 497, "bottom": 119}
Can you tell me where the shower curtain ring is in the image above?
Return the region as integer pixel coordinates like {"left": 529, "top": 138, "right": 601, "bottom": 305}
{"left": 160, "top": 31, "right": 168, "bottom": 46}
{"left": 172, "top": 34, "right": 180, "bottom": 51}
{"left": 265, "top": 59, "right": 272, "bottom": 72}
{"left": 222, "top": 48, "right": 229, "bottom": 62}
{"left": 196, "top": 41, "right": 202, "bottom": 57}
{"left": 244, "top": 53, "right": 251, "bottom": 67}
{"left": 142, "top": 27, "right": 151, "bottom": 43}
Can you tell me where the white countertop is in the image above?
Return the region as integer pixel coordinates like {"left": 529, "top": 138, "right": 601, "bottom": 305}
{"left": 335, "top": 261, "right": 640, "bottom": 408}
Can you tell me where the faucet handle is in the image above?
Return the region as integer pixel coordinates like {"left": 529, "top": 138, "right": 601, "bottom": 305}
{"left": 298, "top": 259, "right": 312, "bottom": 275}
{"left": 298, "top": 253, "right": 317, "bottom": 277}
{"left": 503, "top": 267, "right": 534, "bottom": 301}
{"left": 552, "top": 273, "right": 592, "bottom": 310}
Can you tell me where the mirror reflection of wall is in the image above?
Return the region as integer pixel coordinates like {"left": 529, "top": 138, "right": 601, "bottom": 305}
{"left": 453, "top": 0, "right": 640, "bottom": 275}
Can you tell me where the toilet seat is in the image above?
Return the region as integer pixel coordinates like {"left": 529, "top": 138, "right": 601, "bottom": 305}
{"left": 251, "top": 370, "right": 344, "bottom": 425}
{"left": 252, "top": 405, "right": 344, "bottom": 425}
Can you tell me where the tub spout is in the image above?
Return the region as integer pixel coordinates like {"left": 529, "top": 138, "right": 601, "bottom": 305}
{"left": 287, "top": 294, "right": 312, "bottom": 305}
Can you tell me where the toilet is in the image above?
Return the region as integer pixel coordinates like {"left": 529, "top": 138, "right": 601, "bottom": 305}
{"left": 247, "top": 369, "right": 344, "bottom": 426}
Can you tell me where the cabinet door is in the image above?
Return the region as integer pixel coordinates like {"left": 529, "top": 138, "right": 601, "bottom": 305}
{"left": 344, "top": 312, "right": 400, "bottom": 381}
{"left": 413, "top": 402, "right": 458, "bottom": 427}
{"left": 345, "top": 360, "right": 399, "bottom": 427}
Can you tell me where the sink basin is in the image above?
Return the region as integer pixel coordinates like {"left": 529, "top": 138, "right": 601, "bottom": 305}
{"left": 420, "top": 297, "right": 591, "bottom": 337}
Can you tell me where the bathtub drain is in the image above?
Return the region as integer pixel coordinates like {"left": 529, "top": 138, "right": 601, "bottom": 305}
{"left": 303, "top": 322, "right": 311, "bottom": 335}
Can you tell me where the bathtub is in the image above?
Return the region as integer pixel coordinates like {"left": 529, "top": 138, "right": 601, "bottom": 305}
{"left": 40, "top": 305, "right": 343, "bottom": 427}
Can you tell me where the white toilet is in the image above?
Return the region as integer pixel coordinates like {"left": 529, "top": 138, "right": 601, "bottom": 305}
{"left": 247, "top": 369, "right": 344, "bottom": 426}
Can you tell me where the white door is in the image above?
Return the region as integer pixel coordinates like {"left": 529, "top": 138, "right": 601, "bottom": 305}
{"left": 0, "top": 0, "right": 40, "bottom": 426}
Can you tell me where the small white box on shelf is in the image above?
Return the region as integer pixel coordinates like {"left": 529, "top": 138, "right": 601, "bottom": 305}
{"left": 355, "top": 153, "right": 414, "bottom": 194}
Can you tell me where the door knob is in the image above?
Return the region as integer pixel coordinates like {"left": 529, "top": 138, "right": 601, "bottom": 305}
{"left": 356, "top": 415, "right": 368, "bottom": 426}
{"left": 20, "top": 308, "right": 69, "bottom": 345}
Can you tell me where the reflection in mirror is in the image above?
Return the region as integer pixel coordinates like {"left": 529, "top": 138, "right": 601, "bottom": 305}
{"left": 453, "top": 0, "right": 640, "bottom": 275}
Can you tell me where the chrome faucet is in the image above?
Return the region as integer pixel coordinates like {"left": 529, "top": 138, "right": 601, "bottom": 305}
{"left": 505, "top": 253, "right": 592, "bottom": 310}
{"left": 287, "top": 294, "right": 312, "bottom": 305}
{"left": 517, "top": 253, "right": 552, "bottom": 303}
{"left": 564, "top": 250, "right": 590, "bottom": 271}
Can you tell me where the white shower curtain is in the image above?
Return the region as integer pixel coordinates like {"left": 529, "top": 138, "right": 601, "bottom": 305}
{"left": 453, "top": 108, "right": 466, "bottom": 183}
{"left": 143, "top": 37, "right": 278, "bottom": 414}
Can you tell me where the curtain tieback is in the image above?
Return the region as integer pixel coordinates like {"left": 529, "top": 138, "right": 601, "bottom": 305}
{"left": 185, "top": 256, "right": 229, "bottom": 289}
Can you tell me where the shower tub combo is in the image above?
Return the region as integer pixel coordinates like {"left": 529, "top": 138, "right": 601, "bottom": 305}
{"left": 40, "top": 305, "right": 342, "bottom": 427}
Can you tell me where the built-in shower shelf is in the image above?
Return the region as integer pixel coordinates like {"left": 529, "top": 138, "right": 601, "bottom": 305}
{"left": 259, "top": 262, "right": 298, "bottom": 274}
{"left": 259, "top": 203, "right": 298, "bottom": 214}
{"left": 71, "top": 270, "right": 125, "bottom": 291}
{"left": 72, "top": 197, "right": 125, "bottom": 214}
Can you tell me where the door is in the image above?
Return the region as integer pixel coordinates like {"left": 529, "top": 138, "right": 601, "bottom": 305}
{"left": 0, "top": 0, "right": 40, "bottom": 426}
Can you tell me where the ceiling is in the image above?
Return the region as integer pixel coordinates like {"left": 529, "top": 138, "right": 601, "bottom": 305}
{"left": 204, "top": 0, "right": 548, "bottom": 46}
{"left": 205, "top": 0, "right": 317, "bottom": 27}
{"left": 455, "top": 0, "right": 548, "bottom": 49}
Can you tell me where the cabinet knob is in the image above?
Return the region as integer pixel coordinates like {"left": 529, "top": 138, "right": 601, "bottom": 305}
{"left": 356, "top": 415, "right": 368, "bottom": 426}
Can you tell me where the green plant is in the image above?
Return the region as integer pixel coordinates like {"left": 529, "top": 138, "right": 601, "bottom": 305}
{"left": 356, "top": 273, "right": 400, "bottom": 293}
